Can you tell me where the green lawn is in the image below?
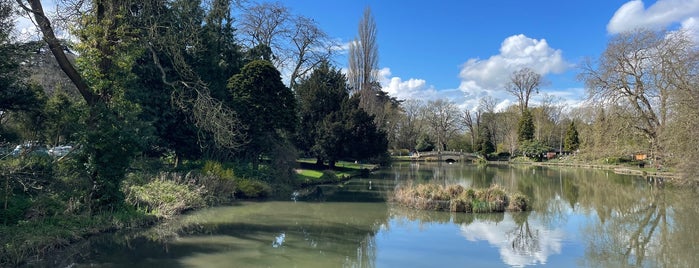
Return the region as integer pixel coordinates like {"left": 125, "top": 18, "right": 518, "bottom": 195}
{"left": 294, "top": 159, "right": 376, "bottom": 184}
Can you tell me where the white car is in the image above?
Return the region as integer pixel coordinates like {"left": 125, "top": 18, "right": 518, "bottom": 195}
{"left": 48, "top": 145, "right": 72, "bottom": 157}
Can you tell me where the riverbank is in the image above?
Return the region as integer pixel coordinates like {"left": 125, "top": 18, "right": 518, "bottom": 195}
{"left": 517, "top": 160, "right": 686, "bottom": 184}
{"left": 1, "top": 159, "right": 381, "bottom": 267}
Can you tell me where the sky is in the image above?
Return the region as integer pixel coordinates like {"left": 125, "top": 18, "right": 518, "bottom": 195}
{"left": 14, "top": 0, "right": 699, "bottom": 111}
{"left": 283, "top": 0, "right": 699, "bottom": 110}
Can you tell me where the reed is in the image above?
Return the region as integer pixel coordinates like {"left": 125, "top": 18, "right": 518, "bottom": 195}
{"left": 393, "top": 183, "right": 529, "bottom": 213}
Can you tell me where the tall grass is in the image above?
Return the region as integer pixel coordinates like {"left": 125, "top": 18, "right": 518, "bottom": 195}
{"left": 393, "top": 183, "right": 529, "bottom": 213}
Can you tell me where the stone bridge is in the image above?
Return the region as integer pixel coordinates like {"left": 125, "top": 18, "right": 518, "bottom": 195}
{"left": 410, "top": 151, "right": 479, "bottom": 162}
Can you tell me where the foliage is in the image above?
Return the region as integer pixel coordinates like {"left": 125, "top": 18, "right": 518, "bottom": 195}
{"left": 415, "top": 134, "right": 435, "bottom": 152}
{"left": 295, "top": 66, "right": 388, "bottom": 168}
{"left": 564, "top": 121, "right": 580, "bottom": 152}
{"left": 517, "top": 140, "right": 550, "bottom": 160}
{"left": 295, "top": 61, "right": 349, "bottom": 164}
{"left": 228, "top": 59, "right": 297, "bottom": 168}
{"left": 475, "top": 126, "right": 495, "bottom": 157}
{"left": 235, "top": 179, "right": 271, "bottom": 199}
{"left": 518, "top": 109, "right": 535, "bottom": 142}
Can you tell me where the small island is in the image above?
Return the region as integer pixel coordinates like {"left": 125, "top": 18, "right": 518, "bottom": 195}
{"left": 393, "top": 183, "right": 529, "bottom": 213}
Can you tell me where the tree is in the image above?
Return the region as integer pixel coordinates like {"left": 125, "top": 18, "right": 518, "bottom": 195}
{"left": 507, "top": 67, "right": 542, "bottom": 115}
{"left": 238, "top": 1, "right": 334, "bottom": 89}
{"left": 295, "top": 61, "right": 349, "bottom": 165}
{"left": 475, "top": 126, "right": 495, "bottom": 157}
{"left": 228, "top": 60, "right": 297, "bottom": 169}
{"left": 347, "top": 7, "right": 379, "bottom": 109}
{"left": 518, "top": 109, "right": 535, "bottom": 142}
{"left": 238, "top": 1, "right": 291, "bottom": 65}
{"left": 288, "top": 16, "right": 335, "bottom": 91}
{"left": 421, "top": 99, "right": 461, "bottom": 151}
{"left": 580, "top": 29, "right": 692, "bottom": 163}
{"left": 340, "top": 96, "right": 388, "bottom": 164}
{"left": 564, "top": 121, "right": 580, "bottom": 152}
{"left": 17, "top": 0, "right": 150, "bottom": 211}
{"left": 295, "top": 62, "right": 387, "bottom": 168}
{"left": 395, "top": 99, "right": 424, "bottom": 150}
{"left": 463, "top": 108, "right": 481, "bottom": 152}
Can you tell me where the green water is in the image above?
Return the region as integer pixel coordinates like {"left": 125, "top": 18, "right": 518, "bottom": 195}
{"left": 33, "top": 162, "right": 699, "bottom": 267}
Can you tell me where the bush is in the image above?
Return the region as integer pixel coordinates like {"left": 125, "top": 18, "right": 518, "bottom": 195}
{"left": 235, "top": 179, "right": 271, "bottom": 199}
{"left": 319, "top": 170, "right": 339, "bottom": 182}
{"left": 202, "top": 161, "right": 235, "bottom": 180}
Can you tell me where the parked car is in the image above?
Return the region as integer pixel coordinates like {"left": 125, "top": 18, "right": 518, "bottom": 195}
{"left": 48, "top": 145, "right": 73, "bottom": 157}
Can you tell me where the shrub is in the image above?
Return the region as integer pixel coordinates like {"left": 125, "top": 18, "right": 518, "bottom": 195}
{"left": 202, "top": 161, "right": 235, "bottom": 180}
{"left": 235, "top": 179, "right": 271, "bottom": 199}
{"left": 196, "top": 172, "right": 236, "bottom": 205}
{"left": 319, "top": 170, "right": 339, "bottom": 182}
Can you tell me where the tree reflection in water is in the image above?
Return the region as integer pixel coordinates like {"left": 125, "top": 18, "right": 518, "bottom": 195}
{"left": 581, "top": 182, "right": 699, "bottom": 267}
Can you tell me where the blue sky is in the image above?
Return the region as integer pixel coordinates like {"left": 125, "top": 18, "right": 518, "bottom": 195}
{"left": 283, "top": 0, "right": 699, "bottom": 110}
{"left": 14, "top": 1, "right": 699, "bottom": 110}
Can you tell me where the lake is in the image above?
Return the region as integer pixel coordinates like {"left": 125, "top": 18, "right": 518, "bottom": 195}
{"left": 33, "top": 162, "right": 699, "bottom": 267}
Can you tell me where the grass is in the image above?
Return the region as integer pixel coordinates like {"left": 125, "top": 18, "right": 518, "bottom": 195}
{"left": 392, "top": 183, "right": 529, "bottom": 213}
{"left": 294, "top": 159, "right": 377, "bottom": 185}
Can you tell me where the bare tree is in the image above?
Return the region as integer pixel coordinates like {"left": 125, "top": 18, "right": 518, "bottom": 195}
{"left": 506, "top": 67, "right": 542, "bottom": 114}
{"left": 238, "top": 1, "right": 292, "bottom": 65}
{"left": 347, "top": 6, "right": 379, "bottom": 110}
{"left": 237, "top": 2, "right": 335, "bottom": 90}
{"left": 462, "top": 109, "right": 480, "bottom": 152}
{"left": 288, "top": 15, "right": 335, "bottom": 90}
{"left": 421, "top": 99, "right": 461, "bottom": 151}
{"left": 580, "top": 29, "right": 692, "bottom": 163}
{"left": 394, "top": 99, "right": 424, "bottom": 150}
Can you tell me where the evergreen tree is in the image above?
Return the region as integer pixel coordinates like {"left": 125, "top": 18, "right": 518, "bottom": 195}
{"left": 476, "top": 126, "right": 495, "bottom": 157}
{"left": 228, "top": 60, "right": 297, "bottom": 169}
{"left": 295, "top": 61, "right": 348, "bottom": 165}
{"left": 564, "top": 121, "right": 580, "bottom": 152}
{"left": 518, "top": 109, "right": 535, "bottom": 142}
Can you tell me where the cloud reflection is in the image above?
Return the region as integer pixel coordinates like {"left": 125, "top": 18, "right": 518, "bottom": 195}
{"left": 460, "top": 213, "right": 565, "bottom": 267}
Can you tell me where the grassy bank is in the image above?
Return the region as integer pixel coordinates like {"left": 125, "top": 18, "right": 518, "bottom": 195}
{"left": 393, "top": 183, "right": 528, "bottom": 213}
{"left": 294, "top": 159, "right": 377, "bottom": 186}
{"left": 0, "top": 158, "right": 274, "bottom": 266}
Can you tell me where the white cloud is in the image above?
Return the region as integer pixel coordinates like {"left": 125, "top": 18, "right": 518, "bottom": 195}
{"left": 378, "top": 67, "right": 440, "bottom": 101}
{"left": 607, "top": 0, "right": 699, "bottom": 34}
{"left": 374, "top": 34, "right": 573, "bottom": 111}
{"left": 457, "top": 34, "right": 571, "bottom": 109}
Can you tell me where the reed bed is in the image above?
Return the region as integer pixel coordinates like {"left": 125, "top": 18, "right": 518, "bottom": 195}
{"left": 392, "top": 183, "right": 528, "bottom": 213}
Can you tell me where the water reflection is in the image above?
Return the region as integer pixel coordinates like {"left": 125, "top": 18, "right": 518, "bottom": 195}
{"left": 34, "top": 163, "right": 699, "bottom": 267}
{"left": 460, "top": 212, "right": 564, "bottom": 267}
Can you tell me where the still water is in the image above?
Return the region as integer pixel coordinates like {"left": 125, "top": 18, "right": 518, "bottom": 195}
{"left": 37, "top": 163, "right": 699, "bottom": 267}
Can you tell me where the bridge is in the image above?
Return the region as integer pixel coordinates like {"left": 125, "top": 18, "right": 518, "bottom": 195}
{"left": 410, "top": 151, "right": 479, "bottom": 162}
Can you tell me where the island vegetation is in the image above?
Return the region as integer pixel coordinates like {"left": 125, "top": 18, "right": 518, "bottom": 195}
{"left": 1, "top": 0, "right": 699, "bottom": 266}
{"left": 393, "top": 183, "right": 528, "bottom": 213}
